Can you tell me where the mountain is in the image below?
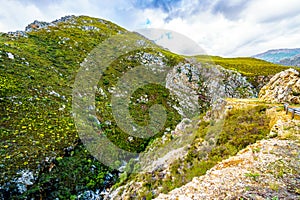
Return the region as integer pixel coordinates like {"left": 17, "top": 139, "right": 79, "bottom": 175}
{"left": 253, "top": 48, "right": 300, "bottom": 67}
{"left": 279, "top": 54, "right": 300, "bottom": 67}
{"left": 0, "top": 15, "right": 299, "bottom": 199}
{"left": 1, "top": 15, "right": 127, "bottom": 199}
{"left": 155, "top": 108, "right": 300, "bottom": 199}
{"left": 106, "top": 69, "right": 300, "bottom": 200}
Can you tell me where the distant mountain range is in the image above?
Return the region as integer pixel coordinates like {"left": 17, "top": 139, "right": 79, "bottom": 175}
{"left": 253, "top": 48, "right": 300, "bottom": 67}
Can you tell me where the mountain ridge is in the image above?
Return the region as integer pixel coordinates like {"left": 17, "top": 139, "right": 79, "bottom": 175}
{"left": 1, "top": 15, "right": 299, "bottom": 199}
{"left": 253, "top": 48, "right": 300, "bottom": 67}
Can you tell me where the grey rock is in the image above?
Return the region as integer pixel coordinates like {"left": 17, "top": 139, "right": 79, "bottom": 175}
{"left": 259, "top": 68, "right": 300, "bottom": 103}
{"left": 81, "top": 26, "right": 100, "bottom": 31}
{"left": 166, "top": 59, "right": 256, "bottom": 118}
{"left": 13, "top": 170, "right": 34, "bottom": 194}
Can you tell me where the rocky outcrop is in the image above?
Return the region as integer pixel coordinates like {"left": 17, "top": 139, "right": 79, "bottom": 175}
{"left": 166, "top": 59, "right": 256, "bottom": 118}
{"left": 25, "top": 16, "right": 75, "bottom": 32}
{"left": 253, "top": 75, "right": 273, "bottom": 92}
{"left": 6, "top": 15, "right": 116, "bottom": 39}
{"left": 259, "top": 68, "right": 300, "bottom": 104}
{"left": 156, "top": 138, "right": 300, "bottom": 200}
{"left": 155, "top": 106, "right": 300, "bottom": 200}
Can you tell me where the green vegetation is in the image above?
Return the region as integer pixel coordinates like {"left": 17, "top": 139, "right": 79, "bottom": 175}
{"left": 1, "top": 15, "right": 294, "bottom": 199}
{"left": 196, "top": 55, "right": 300, "bottom": 88}
{"left": 164, "top": 105, "right": 270, "bottom": 192}
{"left": 0, "top": 15, "right": 127, "bottom": 198}
{"left": 121, "top": 104, "right": 271, "bottom": 199}
{"left": 244, "top": 172, "right": 260, "bottom": 181}
{"left": 94, "top": 48, "right": 182, "bottom": 152}
{"left": 196, "top": 55, "right": 294, "bottom": 76}
{"left": 0, "top": 15, "right": 185, "bottom": 198}
{"left": 8, "top": 143, "right": 116, "bottom": 199}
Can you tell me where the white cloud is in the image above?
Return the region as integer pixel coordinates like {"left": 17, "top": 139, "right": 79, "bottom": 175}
{"left": 0, "top": 0, "right": 300, "bottom": 57}
{"left": 0, "top": 1, "right": 45, "bottom": 32}
{"left": 242, "top": 0, "right": 300, "bottom": 23}
{"left": 136, "top": 0, "right": 300, "bottom": 57}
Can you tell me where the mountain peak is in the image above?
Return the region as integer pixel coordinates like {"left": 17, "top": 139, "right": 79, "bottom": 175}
{"left": 25, "top": 15, "right": 75, "bottom": 32}
{"left": 5, "top": 15, "right": 118, "bottom": 38}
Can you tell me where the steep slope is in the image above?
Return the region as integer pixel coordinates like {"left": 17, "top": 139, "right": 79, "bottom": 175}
{"left": 253, "top": 48, "right": 300, "bottom": 67}
{"left": 105, "top": 68, "right": 300, "bottom": 199}
{"left": 156, "top": 120, "right": 300, "bottom": 199}
{"left": 105, "top": 99, "right": 278, "bottom": 199}
{"left": 1, "top": 15, "right": 298, "bottom": 199}
{"left": 155, "top": 101, "right": 300, "bottom": 200}
{"left": 0, "top": 15, "right": 256, "bottom": 199}
{"left": 136, "top": 69, "right": 300, "bottom": 200}
{"left": 1, "top": 15, "right": 127, "bottom": 198}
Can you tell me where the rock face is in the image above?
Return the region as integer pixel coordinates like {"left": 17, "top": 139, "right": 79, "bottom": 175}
{"left": 253, "top": 75, "right": 273, "bottom": 92}
{"left": 6, "top": 15, "right": 76, "bottom": 37}
{"left": 155, "top": 138, "right": 300, "bottom": 200}
{"left": 259, "top": 68, "right": 300, "bottom": 104}
{"left": 155, "top": 106, "right": 300, "bottom": 200}
{"left": 166, "top": 59, "right": 256, "bottom": 118}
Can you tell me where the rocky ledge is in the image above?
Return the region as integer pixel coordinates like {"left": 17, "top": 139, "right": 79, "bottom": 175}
{"left": 6, "top": 15, "right": 109, "bottom": 37}
{"left": 259, "top": 68, "right": 300, "bottom": 104}
{"left": 156, "top": 105, "right": 300, "bottom": 200}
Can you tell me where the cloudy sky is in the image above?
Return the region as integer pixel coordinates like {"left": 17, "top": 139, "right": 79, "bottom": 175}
{"left": 1, "top": 0, "right": 300, "bottom": 57}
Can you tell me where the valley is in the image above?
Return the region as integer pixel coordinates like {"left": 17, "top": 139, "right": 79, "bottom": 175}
{"left": 0, "top": 15, "right": 299, "bottom": 199}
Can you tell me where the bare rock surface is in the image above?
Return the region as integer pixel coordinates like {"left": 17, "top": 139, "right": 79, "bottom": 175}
{"left": 156, "top": 139, "right": 300, "bottom": 199}
{"left": 156, "top": 141, "right": 299, "bottom": 198}
{"left": 166, "top": 60, "right": 256, "bottom": 118}
{"left": 259, "top": 68, "right": 300, "bottom": 104}
{"left": 155, "top": 106, "right": 300, "bottom": 200}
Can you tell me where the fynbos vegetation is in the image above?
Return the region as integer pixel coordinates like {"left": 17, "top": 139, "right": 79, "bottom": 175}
{"left": 1, "top": 15, "right": 298, "bottom": 199}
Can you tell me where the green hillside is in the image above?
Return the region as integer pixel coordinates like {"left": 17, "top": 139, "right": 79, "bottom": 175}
{"left": 1, "top": 15, "right": 126, "bottom": 198}
{"left": 0, "top": 15, "right": 295, "bottom": 199}
{"left": 196, "top": 55, "right": 298, "bottom": 88}
{"left": 211, "top": 56, "right": 291, "bottom": 76}
{"left": 0, "top": 15, "right": 186, "bottom": 199}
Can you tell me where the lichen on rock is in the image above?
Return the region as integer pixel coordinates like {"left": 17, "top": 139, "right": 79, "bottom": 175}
{"left": 259, "top": 68, "right": 300, "bottom": 104}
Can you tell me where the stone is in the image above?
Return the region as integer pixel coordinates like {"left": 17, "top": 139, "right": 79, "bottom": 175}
{"left": 6, "top": 52, "right": 14, "bottom": 59}
{"left": 259, "top": 68, "right": 300, "bottom": 104}
{"left": 166, "top": 60, "right": 256, "bottom": 119}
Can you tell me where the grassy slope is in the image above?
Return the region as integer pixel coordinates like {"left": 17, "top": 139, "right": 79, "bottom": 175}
{"left": 112, "top": 99, "right": 273, "bottom": 199}
{"left": 0, "top": 15, "right": 126, "bottom": 198}
{"left": 0, "top": 15, "right": 184, "bottom": 199}
{"left": 196, "top": 55, "right": 300, "bottom": 88}
{"left": 196, "top": 55, "right": 294, "bottom": 76}
{"left": 0, "top": 15, "right": 297, "bottom": 199}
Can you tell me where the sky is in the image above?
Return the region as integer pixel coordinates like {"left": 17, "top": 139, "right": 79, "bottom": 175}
{"left": 1, "top": 0, "right": 300, "bottom": 57}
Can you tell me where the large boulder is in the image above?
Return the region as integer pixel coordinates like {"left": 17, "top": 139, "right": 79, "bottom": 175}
{"left": 259, "top": 69, "right": 300, "bottom": 104}
{"left": 259, "top": 68, "right": 300, "bottom": 104}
